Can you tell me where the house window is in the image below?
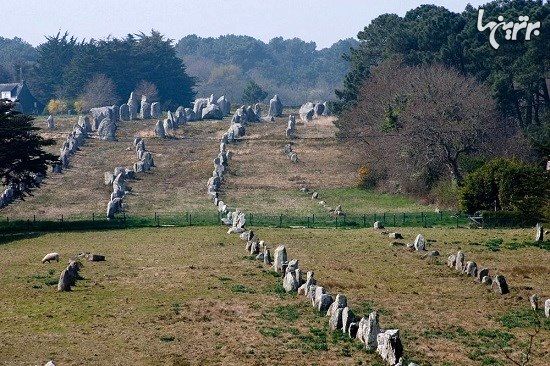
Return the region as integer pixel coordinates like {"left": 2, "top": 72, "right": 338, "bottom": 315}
{"left": 1, "top": 91, "right": 11, "bottom": 99}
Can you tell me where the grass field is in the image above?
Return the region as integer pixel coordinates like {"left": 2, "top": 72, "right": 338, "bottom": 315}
{"left": 0, "top": 226, "right": 548, "bottom": 365}
{"left": 1, "top": 114, "right": 440, "bottom": 221}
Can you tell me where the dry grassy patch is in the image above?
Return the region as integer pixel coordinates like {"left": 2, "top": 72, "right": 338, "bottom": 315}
{"left": 0, "top": 226, "right": 548, "bottom": 365}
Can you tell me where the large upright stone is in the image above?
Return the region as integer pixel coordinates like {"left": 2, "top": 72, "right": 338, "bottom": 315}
{"left": 455, "top": 251, "right": 465, "bottom": 271}
{"left": 128, "top": 92, "right": 139, "bottom": 120}
{"left": 414, "top": 234, "right": 426, "bottom": 251}
{"left": 283, "top": 271, "right": 299, "bottom": 292}
{"left": 535, "top": 223, "right": 544, "bottom": 242}
{"left": 464, "top": 261, "right": 477, "bottom": 277}
{"left": 97, "top": 118, "right": 116, "bottom": 141}
{"left": 193, "top": 98, "right": 208, "bottom": 118}
{"left": 376, "top": 329, "right": 403, "bottom": 365}
{"left": 329, "top": 307, "right": 343, "bottom": 331}
{"left": 327, "top": 294, "right": 347, "bottom": 317}
{"left": 299, "top": 102, "right": 315, "bottom": 122}
{"left": 321, "top": 101, "right": 331, "bottom": 116}
{"left": 150, "top": 102, "right": 161, "bottom": 118}
{"left": 155, "top": 120, "right": 166, "bottom": 138}
{"left": 140, "top": 97, "right": 151, "bottom": 119}
{"left": 272, "top": 245, "right": 287, "bottom": 273}
{"left": 313, "top": 103, "right": 325, "bottom": 117}
{"left": 119, "top": 103, "right": 130, "bottom": 121}
{"left": 78, "top": 115, "right": 92, "bottom": 132}
{"left": 217, "top": 96, "right": 231, "bottom": 115}
{"left": 492, "top": 275, "right": 509, "bottom": 295}
{"left": 202, "top": 103, "right": 223, "bottom": 120}
{"left": 357, "top": 311, "right": 380, "bottom": 350}
{"left": 545, "top": 299, "right": 550, "bottom": 318}
{"left": 341, "top": 307, "right": 356, "bottom": 334}
{"left": 268, "top": 94, "right": 283, "bottom": 117}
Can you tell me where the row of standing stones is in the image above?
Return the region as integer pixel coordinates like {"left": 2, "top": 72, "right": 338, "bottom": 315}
{"left": 374, "top": 221, "right": 550, "bottom": 318}
{"left": 203, "top": 113, "right": 411, "bottom": 366}
{"left": 104, "top": 137, "right": 155, "bottom": 219}
{"left": 1, "top": 114, "right": 93, "bottom": 209}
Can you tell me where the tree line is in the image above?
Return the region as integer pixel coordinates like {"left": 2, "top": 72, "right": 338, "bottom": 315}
{"left": 0, "top": 31, "right": 195, "bottom": 111}
{"left": 175, "top": 34, "right": 358, "bottom": 105}
{"left": 336, "top": 0, "right": 549, "bottom": 218}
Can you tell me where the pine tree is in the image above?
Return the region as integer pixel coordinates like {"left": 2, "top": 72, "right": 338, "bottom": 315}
{"left": 0, "top": 100, "right": 56, "bottom": 195}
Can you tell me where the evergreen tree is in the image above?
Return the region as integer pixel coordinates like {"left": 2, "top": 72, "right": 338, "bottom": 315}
{"left": 241, "top": 80, "right": 268, "bottom": 104}
{"left": 0, "top": 100, "right": 56, "bottom": 194}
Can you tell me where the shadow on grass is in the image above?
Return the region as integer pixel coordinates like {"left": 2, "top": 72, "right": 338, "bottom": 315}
{"left": 0, "top": 231, "right": 44, "bottom": 246}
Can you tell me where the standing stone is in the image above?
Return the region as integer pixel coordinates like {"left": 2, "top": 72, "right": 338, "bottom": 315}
{"left": 313, "top": 103, "right": 325, "bottom": 117}
{"left": 268, "top": 94, "right": 283, "bottom": 117}
{"left": 481, "top": 276, "right": 492, "bottom": 286}
{"left": 357, "top": 311, "right": 380, "bottom": 350}
{"left": 272, "top": 245, "right": 287, "bottom": 273}
{"left": 140, "top": 97, "right": 151, "bottom": 119}
{"left": 535, "top": 223, "right": 544, "bottom": 242}
{"left": 455, "top": 251, "right": 465, "bottom": 271}
{"left": 464, "top": 261, "right": 477, "bottom": 277}
{"left": 477, "top": 268, "right": 489, "bottom": 282}
{"left": 374, "top": 221, "right": 384, "bottom": 229}
{"left": 447, "top": 254, "right": 456, "bottom": 268}
{"left": 545, "top": 299, "right": 550, "bottom": 318}
{"left": 150, "top": 102, "right": 161, "bottom": 118}
{"left": 341, "top": 307, "right": 356, "bottom": 334}
{"left": 78, "top": 115, "right": 91, "bottom": 132}
{"left": 413, "top": 234, "right": 426, "bottom": 251}
{"left": 57, "top": 269, "right": 71, "bottom": 292}
{"left": 202, "top": 103, "right": 223, "bottom": 120}
{"left": 127, "top": 92, "right": 139, "bottom": 120}
{"left": 327, "top": 294, "right": 347, "bottom": 317}
{"left": 119, "top": 103, "right": 130, "bottom": 121}
{"left": 329, "top": 307, "right": 343, "bottom": 331}
{"left": 376, "top": 329, "right": 403, "bottom": 366}
{"left": 283, "top": 271, "right": 299, "bottom": 292}
{"left": 529, "top": 294, "right": 539, "bottom": 311}
{"left": 348, "top": 322, "right": 359, "bottom": 339}
{"left": 97, "top": 118, "right": 116, "bottom": 141}
{"left": 217, "top": 96, "right": 231, "bottom": 115}
{"left": 317, "top": 293, "right": 333, "bottom": 313}
{"left": 299, "top": 102, "right": 315, "bottom": 122}
{"left": 263, "top": 248, "right": 272, "bottom": 265}
{"left": 46, "top": 115, "right": 55, "bottom": 129}
{"left": 492, "top": 275, "right": 509, "bottom": 295}
{"left": 193, "top": 98, "right": 208, "bottom": 118}
{"left": 321, "top": 101, "right": 331, "bottom": 116}
{"left": 155, "top": 120, "right": 166, "bottom": 138}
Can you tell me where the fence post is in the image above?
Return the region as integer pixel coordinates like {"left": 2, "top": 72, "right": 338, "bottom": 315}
{"left": 92, "top": 212, "right": 95, "bottom": 222}
{"left": 456, "top": 214, "right": 459, "bottom": 228}
{"left": 335, "top": 216, "right": 338, "bottom": 228}
{"left": 362, "top": 214, "right": 366, "bottom": 227}
{"left": 312, "top": 214, "right": 315, "bottom": 226}
{"left": 250, "top": 213, "right": 253, "bottom": 226}
{"left": 403, "top": 212, "right": 405, "bottom": 226}
{"left": 279, "top": 214, "right": 283, "bottom": 228}
{"left": 307, "top": 216, "right": 310, "bottom": 228}
{"left": 393, "top": 214, "right": 396, "bottom": 227}
{"left": 189, "top": 213, "right": 192, "bottom": 226}
{"left": 33, "top": 214, "right": 36, "bottom": 223}
{"left": 61, "top": 214, "right": 63, "bottom": 223}
{"left": 383, "top": 212, "right": 386, "bottom": 226}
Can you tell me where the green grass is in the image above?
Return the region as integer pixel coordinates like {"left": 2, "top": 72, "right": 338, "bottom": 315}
{"left": 316, "top": 188, "right": 433, "bottom": 214}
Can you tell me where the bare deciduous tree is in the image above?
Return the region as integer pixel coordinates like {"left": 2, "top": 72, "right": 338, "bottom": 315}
{"left": 79, "top": 74, "right": 119, "bottom": 111}
{"left": 337, "top": 60, "right": 508, "bottom": 195}
{"left": 135, "top": 80, "right": 159, "bottom": 102}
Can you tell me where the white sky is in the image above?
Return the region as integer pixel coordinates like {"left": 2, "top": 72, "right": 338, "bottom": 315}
{"left": 4, "top": 0, "right": 488, "bottom": 48}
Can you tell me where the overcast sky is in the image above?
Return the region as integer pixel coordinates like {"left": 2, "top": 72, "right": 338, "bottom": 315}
{"left": 4, "top": 0, "right": 488, "bottom": 49}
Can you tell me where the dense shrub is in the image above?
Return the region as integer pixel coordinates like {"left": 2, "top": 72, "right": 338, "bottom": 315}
{"left": 460, "top": 158, "right": 549, "bottom": 220}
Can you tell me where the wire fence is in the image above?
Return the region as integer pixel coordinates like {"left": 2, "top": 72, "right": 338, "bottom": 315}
{"left": 0, "top": 209, "right": 533, "bottom": 235}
